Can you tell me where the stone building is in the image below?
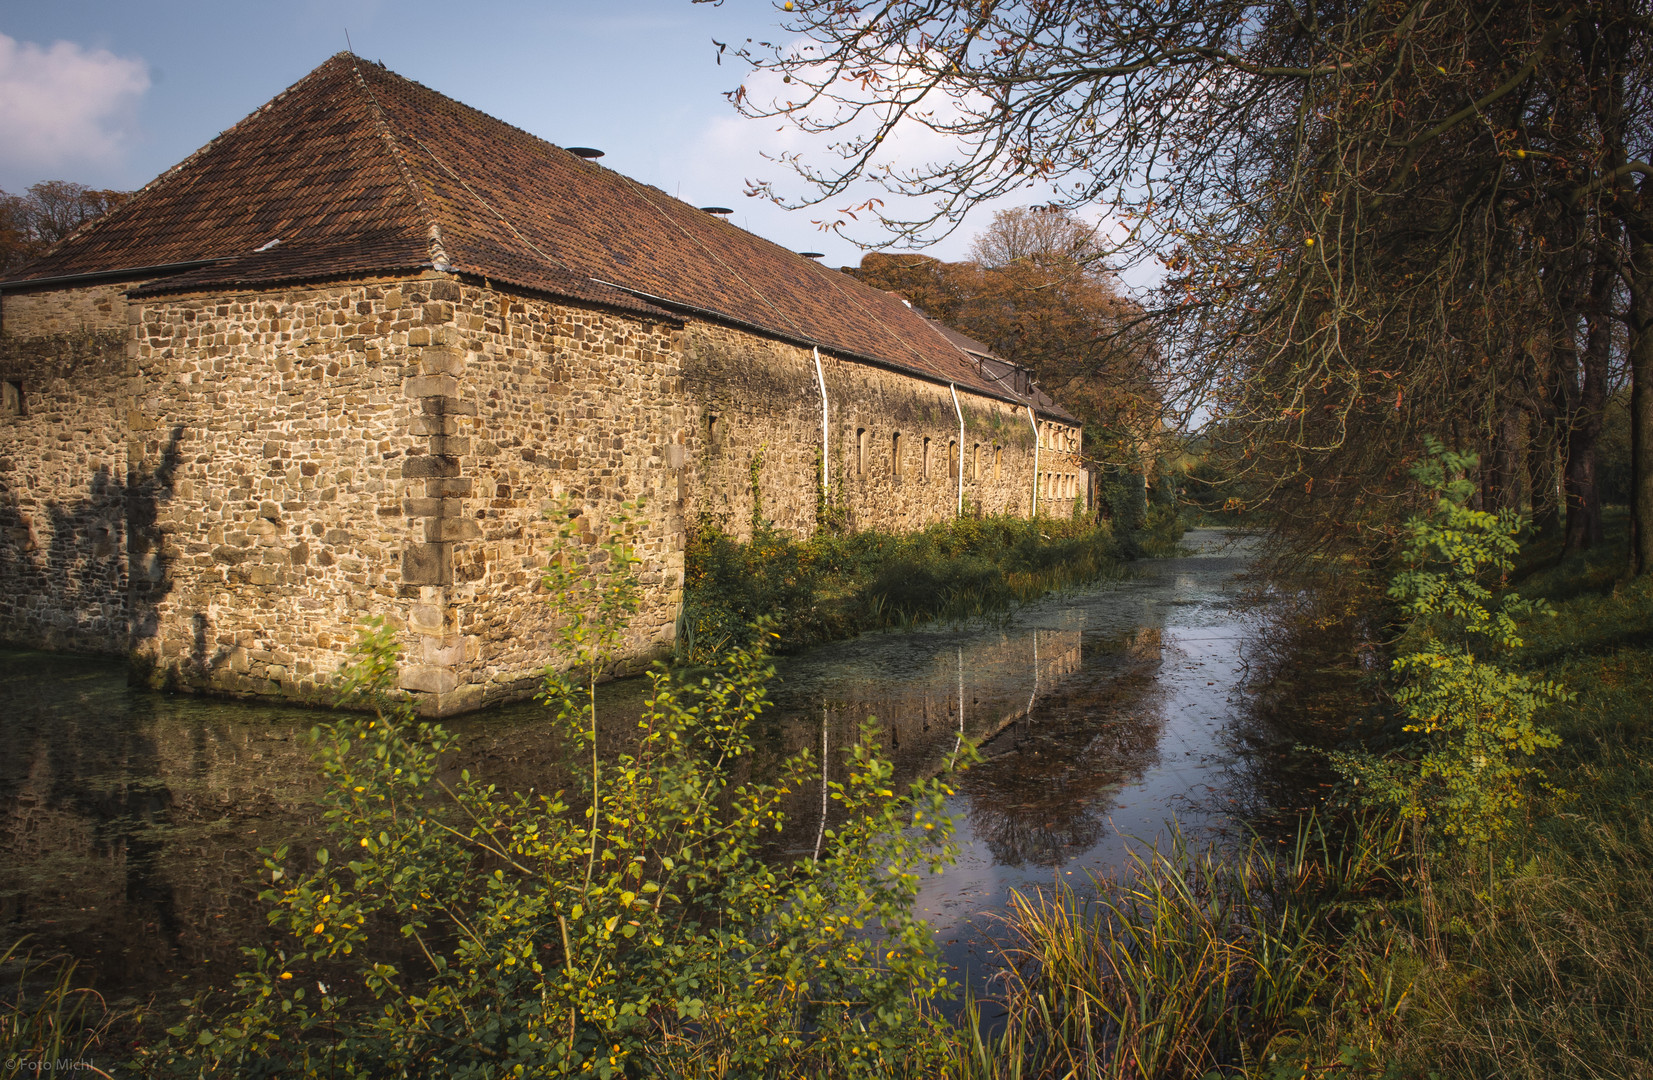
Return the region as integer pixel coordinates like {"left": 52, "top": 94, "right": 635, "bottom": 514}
{"left": 0, "top": 54, "right": 1088, "bottom": 715}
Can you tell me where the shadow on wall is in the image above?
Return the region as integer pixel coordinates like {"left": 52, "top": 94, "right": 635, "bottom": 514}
{"left": 127, "top": 425, "right": 196, "bottom": 683}
{"left": 0, "top": 425, "right": 183, "bottom": 664}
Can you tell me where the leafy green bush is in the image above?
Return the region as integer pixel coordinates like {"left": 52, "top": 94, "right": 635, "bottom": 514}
{"left": 156, "top": 508, "right": 959, "bottom": 1078}
{"left": 1261, "top": 512, "right": 1653, "bottom": 1078}
{"left": 678, "top": 513, "right": 1135, "bottom": 661}
{"left": 1330, "top": 440, "right": 1569, "bottom": 850}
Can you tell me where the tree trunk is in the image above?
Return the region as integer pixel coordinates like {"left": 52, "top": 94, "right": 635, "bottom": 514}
{"left": 1563, "top": 253, "right": 1614, "bottom": 553}
{"left": 1529, "top": 398, "right": 1562, "bottom": 535}
{"left": 1630, "top": 208, "right": 1653, "bottom": 576}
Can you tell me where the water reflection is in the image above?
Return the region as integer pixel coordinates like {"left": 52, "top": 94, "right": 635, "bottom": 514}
{"left": 1, "top": 530, "right": 1265, "bottom": 1007}
{"left": 964, "top": 630, "right": 1163, "bottom": 868}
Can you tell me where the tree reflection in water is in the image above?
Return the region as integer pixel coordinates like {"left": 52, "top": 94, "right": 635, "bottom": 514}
{"left": 2, "top": 530, "right": 1278, "bottom": 1009}
{"left": 962, "top": 628, "right": 1165, "bottom": 867}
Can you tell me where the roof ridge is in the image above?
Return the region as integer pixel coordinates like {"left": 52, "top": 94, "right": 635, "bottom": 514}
{"left": 401, "top": 132, "right": 583, "bottom": 281}
{"left": 348, "top": 56, "right": 450, "bottom": 272}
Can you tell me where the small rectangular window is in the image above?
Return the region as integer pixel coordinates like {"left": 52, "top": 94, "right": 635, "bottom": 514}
{"left": 857, "top": 428, "right": 867, "bottom": 476}
{"left": 993, "top": 445, "right": 1002, "bottom": 481}
{"left": 1, "top": 380, "right": 21, "bottom": 418}
{"left": 949, "top": 440, "right": 959, "bottom": 480}
{"left": 922, "top": 436, "right": 931, "bottom": 479}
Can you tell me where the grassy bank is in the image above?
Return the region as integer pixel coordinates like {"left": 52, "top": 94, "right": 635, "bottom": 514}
{"left": 677, "top": 510, "right": 1183, "bottom": 662}
{"left": 962, "top": 500, "right": 1653, "bottom": 1079}
{"left": 1301, "top": 512, "right": 1653, "bottom": 1078}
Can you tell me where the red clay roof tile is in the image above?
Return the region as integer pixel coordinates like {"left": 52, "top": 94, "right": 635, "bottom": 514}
{"left": 8, "top": 54, "right": 1074, "bottom": 417}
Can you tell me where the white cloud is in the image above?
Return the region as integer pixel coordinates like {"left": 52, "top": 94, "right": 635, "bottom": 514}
{"left": 0, "top": 34, "right": 149, "bottom": 176}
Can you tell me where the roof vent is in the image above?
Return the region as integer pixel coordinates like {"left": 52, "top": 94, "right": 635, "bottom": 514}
{"left": 799, "top": 251, "right": 824, "bottom": 259}
{"left": 254, "top": 238, "right": 283, "bottom": 252}
{"left": 701, "top": 206, "right": 733, "bottom": 215}
{"left": 567, "top": 147, "right": 604, "bottom": 159}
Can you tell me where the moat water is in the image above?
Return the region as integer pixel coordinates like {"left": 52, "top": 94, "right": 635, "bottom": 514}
{"left": 0, "top": 528, "right": 1272, "bottom": 1011}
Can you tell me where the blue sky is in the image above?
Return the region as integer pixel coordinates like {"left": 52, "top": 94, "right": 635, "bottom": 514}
{"left": 0, "top": 0, "right": 1034, "bottom": 268}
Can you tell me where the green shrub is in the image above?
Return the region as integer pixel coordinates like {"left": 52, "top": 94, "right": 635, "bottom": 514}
{"left": 678, "top": 514, "right": 1136, "bottom": 661}
{"left": 1330, "top": 440, "right": 1569, "bottom": 851}
{"left": 156, "top": 508, "right": 960, "bottom": 1078}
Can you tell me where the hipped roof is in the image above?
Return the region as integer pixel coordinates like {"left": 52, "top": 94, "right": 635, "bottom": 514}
{"left": 6, "top": 53, "right": 1074, "bottom": 419}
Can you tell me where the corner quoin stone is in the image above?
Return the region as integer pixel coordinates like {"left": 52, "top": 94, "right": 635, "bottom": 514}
{"left": 402, "top": 542, "right": 452, "bottom": 586}
{"left": 400, "top": 664, "right": 459, "bottom": 695}
{"left": 402, "top": 455, "right": 461, "bottom": 478}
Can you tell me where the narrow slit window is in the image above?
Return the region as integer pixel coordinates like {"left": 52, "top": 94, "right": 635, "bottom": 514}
{"left": 856, "top": 428, "right": 867, "bottom": 476}
{"left": 993, "top": 445, "right": 1002, "bottom": 481}
{"left": 1, "top": 380, "right": 21, "bottom": 418}
{"left": 922, "top": 436, "right": 931, "bottom": 479}
{"left": 948, "top": 440, "right": 959, "bottom": 480}
{"left": 892, "top": 432, "right": 902, "bottom": 476}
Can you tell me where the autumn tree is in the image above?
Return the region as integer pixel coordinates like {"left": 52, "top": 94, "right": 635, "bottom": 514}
{"left": 0, "top": 182, "right": 130, "bottom": 273}
{"left": 852, "top": 207, "right": 1168, "bottom": 472}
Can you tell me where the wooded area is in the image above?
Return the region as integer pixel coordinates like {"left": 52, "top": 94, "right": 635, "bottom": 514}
{"left": 723, "top": 0, "right": 1652, "bottom": 570}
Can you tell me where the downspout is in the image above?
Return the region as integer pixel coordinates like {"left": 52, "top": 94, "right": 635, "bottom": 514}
{"left": 1027, "top": 405, "right": 1040, "bottom": 519}
{"left": 812, "top": 347, "right": 830, "bottom": 500}
{"left": 949, "top": 383, "right": 964, "bottom": 517}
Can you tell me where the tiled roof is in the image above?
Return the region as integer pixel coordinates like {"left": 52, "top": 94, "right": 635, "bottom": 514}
{"left": 5, "top": 54, "right": 1072, "bottom": 415}
{"left": 921, "top": 317, "right": 1078, "bottom": 424}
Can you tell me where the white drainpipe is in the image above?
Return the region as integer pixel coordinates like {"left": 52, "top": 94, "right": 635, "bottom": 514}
{"left": 949, "top": 383, "right": 964, "bottom": 516}
{"left": 812, "top": 347, "right": 829, "bottom": 498}
{"left": 1027, "top": 405, "right": 1040, "bottom": 519}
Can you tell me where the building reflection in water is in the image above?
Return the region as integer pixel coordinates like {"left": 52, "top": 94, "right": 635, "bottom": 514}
{"left": 754, "top": 618, "right": 1169, "bottom": 871}
{"left": 1, "top": 586, "right": 1194, "bottom": 1001}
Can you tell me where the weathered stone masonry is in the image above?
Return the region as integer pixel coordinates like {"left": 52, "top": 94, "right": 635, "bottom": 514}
{"left": 0, "top": 327, "right": 131, "bottom": 652}
{"left": 3, "top": 270, "right": 1085, "bottom": 714}
{"left": 0, "top": 52, "right": 1094, "bottom": 716}
{"left": 684, "top": 321, "right": 1075, "bottom": 538}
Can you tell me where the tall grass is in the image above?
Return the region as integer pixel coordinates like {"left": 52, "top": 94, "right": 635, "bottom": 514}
{"left": 0, "top": 940, "right": 118, "bottom": 1079}
{"left": 947, "top": 817, "right": 1408, "bottom": 1079}
{"left": 1245, "top": 512, "right": 1653, "bottom": 1078}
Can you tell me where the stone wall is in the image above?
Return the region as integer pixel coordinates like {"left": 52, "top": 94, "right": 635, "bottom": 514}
{"left": 116, "top": 275, "right": 691, "bottom": 715}
{"left": 412, "top": 282, "right": 687, "bottom": 712}
{"left": 2, "top": 281, "right": 132, "bottom": 337}
{"left": 0, "top": 328, "right": 131, "bottom": 652}
{"left": 3, "top": 272, "right": 1088, "bottom": 715}
{"left": 682, "top": 323, "right": 1084, "bottom": 538}
{"left": 123, "top": 278, "right": 431, "bottom": 704}
{"left": 1034, "top": 418, "right": 1087, "bottom": 520}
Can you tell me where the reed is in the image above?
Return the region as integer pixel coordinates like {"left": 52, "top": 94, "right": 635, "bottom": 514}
{"left": 0, "top": 940, "right": 117, "bottom": 1079}
{"left": 946, "top": 817, "right": 1405, "bottom": 1080}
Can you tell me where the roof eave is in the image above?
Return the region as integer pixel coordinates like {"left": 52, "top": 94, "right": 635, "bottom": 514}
{"left": 0, "top": 259, "right": 234, "bottom": 292}
{"left": 589, "top": 277, "right": 1066, "bottom": 416}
